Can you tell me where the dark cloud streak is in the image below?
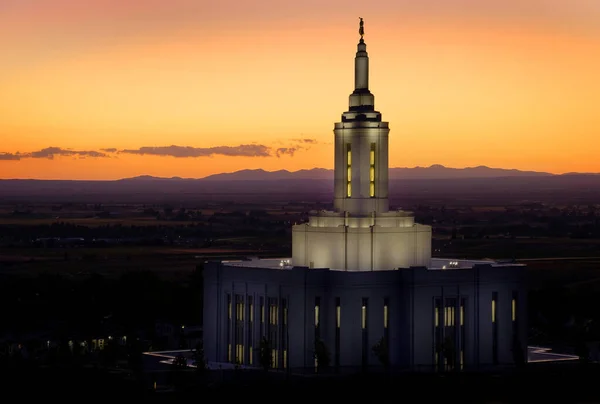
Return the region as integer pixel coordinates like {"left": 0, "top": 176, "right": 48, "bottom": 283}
{"left": 275, "top": 147, "right": 298, "bottom": 157}
{"left": 0, "top": 153, "right": 20, "bottom": 161}
{"left": 119, "top": 144, "right": 271, "bottom": 158}
{"left": 1, "top": 140, "right": 313, "bottom": 162}
{"left": 0, "top": 147, "right": 109, "bottom": 161}
{"left": 292, "top": 138, "right": 318, "bottom": 144}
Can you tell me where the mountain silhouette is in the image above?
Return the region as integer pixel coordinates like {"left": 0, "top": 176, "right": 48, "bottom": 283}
{"left": 191, "top": 165, "right": 552, "bottom": 181}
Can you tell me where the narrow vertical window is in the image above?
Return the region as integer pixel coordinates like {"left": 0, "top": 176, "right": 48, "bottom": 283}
{"left": 512, "top": 292, "right": 517, "bottom": 322}
{"left": 492, "top": 292, "right": 498, "bottom": 365}
{"left": 226, "top": 294, "right": 232, "bottom": 362}
{"left": 335, "top": 297, "right": 341, "bottom": 368}
{"left": 434, "top": 298, "right": 442, "bottom": 371}
{"left": 315, "top": 297, "right": 321, "bottom": 339}
{"left": 369, "top": 142, "right": 375, "bottom": 197}
{"left": 346, "top": 143, "right": 352, "bottom": 197}
{"left": 361, "top": 298, "right": 369, "bottom": 369}
{"left": 361, "top": 302, "right": 367, "bottom": 329}
{"left": 383, "top": 297, "right": 390, "bottom": 365}
{"left": 268, "top": 298, "right": 279, "bottom": 368}
{"left": 235, "top": 295, "right": 244, "bottom": 364}
{"left": 259, "top": 296, "right": 264, "bottom": 342}
{"left": 444, "top": 298, "right": 457, "bottom": 370}
{"left": 383, "top": 298, "right": 389, "bottom": 329}
{"left": 282, "top": 298, "right": 288, "bottom": 370}
{"left": 460, "top": 298, "right": 466, "bottom": 370}
{"left": 248, "top": 296, "right": 253, "bottom": 366}
{"left": 512, "top": 291, "right": 519, "bottom": 343}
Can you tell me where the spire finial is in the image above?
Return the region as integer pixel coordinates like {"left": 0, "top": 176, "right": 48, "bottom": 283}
{"left": 359, "top": 17, "right": 364, "bottom": 39}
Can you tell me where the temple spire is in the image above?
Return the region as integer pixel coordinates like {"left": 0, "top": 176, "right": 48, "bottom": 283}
{"left": 359, "top": 17, "right": 364, "bottom": 39}
{"left": 354, "top": 18, "right": 369, "bottom": 91}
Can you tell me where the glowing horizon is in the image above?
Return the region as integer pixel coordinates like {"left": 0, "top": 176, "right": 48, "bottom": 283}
{"left": 1, "top": 0, "right": 599, "bottom": 180}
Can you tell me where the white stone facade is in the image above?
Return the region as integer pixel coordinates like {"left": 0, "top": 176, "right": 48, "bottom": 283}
{"left": 202, "top": 21, "right": 527, "bottom": 373}
{"left": 203, "top": 260, "right": 527, "bottom": 371}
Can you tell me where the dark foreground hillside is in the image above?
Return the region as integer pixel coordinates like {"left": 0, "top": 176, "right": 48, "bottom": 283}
{"left": 6, "top": 362, "right": 600, "bottom": 403}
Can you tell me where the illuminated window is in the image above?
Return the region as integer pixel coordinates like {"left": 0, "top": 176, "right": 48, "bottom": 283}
{"left": 283, "top": 350, "right": 287, "bottom": 369}
{"left": 460, "top": 298, "right": 466, "bottom": 370}
{"left": 362, "top": 304, "right": 367, "bottom": 329}
{"left": 235, "top": 344, "right": 244, "bottom": 364}
{"left": 315, "top": 297, "right": 321, "bottom": 339}
{"left": 269, "top": 303, "right": 278, "bottom": 325}
{"left": 492, "top": 297, "right": 496, "bottom": 323}
{"left": 346, "top": 144, "right": 352, "bottom": 197}
{"left": 444, "top": 305, "right": 455, "bottom": 326}
{"left": 335, "top": 297, "right": 341, "bottom": 368}
{"left": 369, "top": 143, "right": 375, "bottom": 197}
{"left": 362, "top": 298, "right": 369, "bottom": 368}
{"left": 249, "top": 347, "right": 253, "bottom": 365}
{"left": 384, "top": 302, "right": 388, "bottom": 329}
{"left": 361, "top": 298, "right": 368, "bottom": 330}
{"left": 226, "top": 294, "right": 232, "bottom": 362}
{"left": 435, "top": 306, "right": 439, "bottom": 327}
{"left": 512, "top": 297, "right": 516, "bottom": 322}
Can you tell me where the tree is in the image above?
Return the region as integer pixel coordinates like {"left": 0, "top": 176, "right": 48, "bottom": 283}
{"left": 443, "top": 336, "right": 456, "bottom": 371}
{"left": 372, "top": 337, "right": 390, "bottom": 371}
{"left": 258, "top": 337, "right": 272, "bottom": 372}
{"left": 127, "top": 337, "right": 144, "bottom": 374}
{"left": 192, "top": 340, "right": 206, "bottom": 374}
{"left": 511, "top": 335, "right": 526, "bottom": 368}
{"left": 314, "top": 338, "right": 331, "bottom": 373}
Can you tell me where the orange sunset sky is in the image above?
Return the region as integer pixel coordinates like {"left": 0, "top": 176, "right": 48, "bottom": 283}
{"left": 1, "top": 0, "right": 599, "bottom": 180}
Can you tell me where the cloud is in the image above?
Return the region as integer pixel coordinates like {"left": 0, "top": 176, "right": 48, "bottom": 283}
{"left": 1, "top": 141, "right": 310, "bottom": 162}
{"left": 25, "top": 147, "right": 109, "bottom": 159}
{"left": 276, "top": 147, "right": 298, "bottom": 157}
{"left": 0, "top": 153, "right": 20, "bottom": 161}
{"left": 0, "top": 147, "right": 109, "bottom": 161}
{"left": 292, "top": 138, "right": 318, "bottom": 144}
{"left": 119, "top": 144, "right": 271, "bottom": 158}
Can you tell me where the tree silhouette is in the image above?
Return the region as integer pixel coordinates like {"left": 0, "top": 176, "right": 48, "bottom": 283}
{"left": 192, "top": 340, "right": 207, "bottom": 374}
{"left": 258, "top": 337, "right": 272, "bottom": 372}
{"left": 372, "top": 337, "right": 390, "bottom": 371}
{"left": 314, "top": 338, "right": 331, "bottom": 373}
{"left": 511, "top": 334, "right": 526, "bottom": 368}
{"left": 443, "top": 336, "right": 456, "bottom": 371}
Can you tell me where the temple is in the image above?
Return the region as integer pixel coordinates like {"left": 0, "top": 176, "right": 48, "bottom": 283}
{"left": 203, "top": 20, "right": 527, "bottom": 372}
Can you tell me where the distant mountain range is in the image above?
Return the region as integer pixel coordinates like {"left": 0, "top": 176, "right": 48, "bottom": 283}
{"left": 120, "top": 165, "right": 559, "bottom": 182}
{"left": 2, "top": 165, "right": 599, "bottom": 203}
{"left": 195, "top": 165, "right": 554, "bottom": 181}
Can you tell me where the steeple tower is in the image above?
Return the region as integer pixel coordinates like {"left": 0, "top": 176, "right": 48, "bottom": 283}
{"left": 333, "top": 18, "right": 390, "bottom": 215}
{"left": 292, "top": 19, "right": 431, "bottom": 271}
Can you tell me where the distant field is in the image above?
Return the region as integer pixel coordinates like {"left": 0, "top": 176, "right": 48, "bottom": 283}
{"left": 0, "top": 217, "right": 206, "bottom": 226}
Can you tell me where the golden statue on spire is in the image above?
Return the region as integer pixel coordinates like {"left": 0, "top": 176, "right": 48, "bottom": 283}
{"left": 359, "top": 17, "right": 364, "bottom": 39}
